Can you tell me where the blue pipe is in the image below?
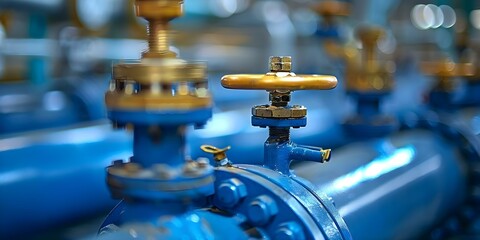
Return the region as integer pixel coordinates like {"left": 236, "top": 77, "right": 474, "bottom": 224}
{"left": 0, "top": 122, "right": 132, "bottom": 238}
{"left": 132, "top": 126, "right": 185, "bottom": 168}
{"left": 294, "top": 129, "right": 469, "bottom": 239}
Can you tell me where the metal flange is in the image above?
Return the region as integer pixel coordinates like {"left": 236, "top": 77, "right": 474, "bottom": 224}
{"left": 112, "top": 61, "right": 206, "bottom": 84}
{"left": 107, "top": 59, "right": 211, "bottom": 111}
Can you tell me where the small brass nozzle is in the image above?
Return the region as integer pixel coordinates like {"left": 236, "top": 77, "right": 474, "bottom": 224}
{"left": 321, "top": 148, "right": 331, "bottom": 162}
{"left": 200, "top": 145, "right": 231, "bottom": 163}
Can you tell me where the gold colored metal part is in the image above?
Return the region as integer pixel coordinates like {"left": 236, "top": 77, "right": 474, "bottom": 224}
{"left": 270, "top": 56, "right": 292, "bottom": 72}
{"left": 356, "top": 27, "right": 384, "bottom": 71}
{"left": 113, "top": 61, "right": 206, "bottom": 84}
{"left": 107, "top": 59, "right": 209, "bottom": 110}
{"left": 221, "top": 73, "right": 337, "bottom": 91}
{"left": 252, "top": 105, "right": 306, "bottom": 118}
{"left": 106, "top": 0, "right": 212, "bottom": 112}
{"left": 135, "top": 0, "right": 183, "bottom": 58}
{"left": 105, "top": 92, "right": 211, "bottom": 110}
{"left": 200, "top": 145, "right": 231, "bottom": 162}
{"left": 321, "top": 149, "right": 331, "bottom": 162}
{"left": 421, "top": 58, "right": 475, "bottom": 91}
{"left": 345, "top": 26, "right": 394, "bottom": 92}
{"left": 311, "top": 0, "right": 350, "bottom": 18}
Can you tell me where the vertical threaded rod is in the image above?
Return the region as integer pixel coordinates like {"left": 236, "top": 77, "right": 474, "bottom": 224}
{"left": 148, "top": 20, "right": 169, "bottom": 53}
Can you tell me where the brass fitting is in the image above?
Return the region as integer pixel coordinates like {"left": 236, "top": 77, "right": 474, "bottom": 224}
{"left": 200, "top": 145, "right": 231, "bottom": 166}
{"left": 106, "top": 0, "right": 212, "bottom": 112}
{"left": 346, "top": 26, "right": 394, "bottom": 92}
{"left": 135, "top": 0, "right": 183, "bottom": 58}
{"left": 421, "top": 58, "right": 474, "bottom": 91}
{"left": 270, "top": 56, "right": 292, "bottom": 72}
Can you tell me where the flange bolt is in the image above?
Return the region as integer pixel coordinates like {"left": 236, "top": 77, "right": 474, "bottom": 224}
{"left": 215, "top": 178, "right": 247, "bottom": 208}
{"left": 247, "top": 195, "right": 278, "bottom": 226}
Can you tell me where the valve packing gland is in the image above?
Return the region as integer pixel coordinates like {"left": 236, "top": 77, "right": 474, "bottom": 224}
{"left": 105, "top": 92, "right": 211, "bottom": 110}
{"left": 113, "top": 61, "right": 206, "bottom": 84}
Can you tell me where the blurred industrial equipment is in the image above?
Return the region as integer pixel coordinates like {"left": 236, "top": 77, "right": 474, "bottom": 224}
{"left": 0, "top": 0, "right": 480, "bottom": 239}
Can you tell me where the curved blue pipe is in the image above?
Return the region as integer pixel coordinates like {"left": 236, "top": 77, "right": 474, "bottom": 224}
{"left": 0, "top": 122, "right": 132, "bottom": 238}
{"left": 294, "top": 129, "right": 469, "bottom": 239}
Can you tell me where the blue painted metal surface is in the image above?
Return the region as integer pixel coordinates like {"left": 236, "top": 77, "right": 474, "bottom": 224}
{"left": 109, "top": 108, "right": 211, "bottom": 127}
{"left": 343, "top": 90, "right": 399, "bottom": 138}
{"left": 0, "top": 77, "right": 108, "bottom": 135}
{"left": 315, "top": 25, "right": 341, "bottom": 40}
{"left": 0, "top": 83, "right": 88, "bottom": 135}
{"left": 99, "top": 205, "right": 247, "bottom": 239}
{"left": 262, "top": 133, "right": 330, "bottom": 175}
{"left": 294, "top": 129, "right": 469, "bottom": 239}
{"left": 457, "top": 82, "right": 480, "bottom": 107}
{"left": 0, "top": 122, "right": 132, "bottom": 238}
{"left": 189, "top": 105, "right": 347, "bottom": 165}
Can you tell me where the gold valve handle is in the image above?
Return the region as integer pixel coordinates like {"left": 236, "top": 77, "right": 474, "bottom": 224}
{"left": 200, "top": 145, "right": 231, "bottom": 162}
{"left": 221, "top": 74, "right": 337, "bottom": 91}
{"left": 221, "top": 56, "right": 337, "bottom": 91}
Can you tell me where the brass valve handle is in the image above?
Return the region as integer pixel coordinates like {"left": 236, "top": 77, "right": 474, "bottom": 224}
{"left": 221, "top": 56, "right": 337, "bottom": 91}
{"left": 200, "top": 145, "right": 231, "bottom": 162}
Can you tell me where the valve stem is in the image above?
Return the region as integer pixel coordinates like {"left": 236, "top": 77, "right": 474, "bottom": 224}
{"left": 135, "top": 0, "right": 180, "bottom": 58}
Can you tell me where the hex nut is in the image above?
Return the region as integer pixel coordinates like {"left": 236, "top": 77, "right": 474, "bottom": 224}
{"left": 252, "top": 105, "right": 306, "bottom": 118}
{"left": 270, "top": 56, "right": 292, "bottom": 72}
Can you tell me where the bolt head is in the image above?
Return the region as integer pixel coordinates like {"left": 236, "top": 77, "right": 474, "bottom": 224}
{"left": 215, "top": 178, "right": 247, "bottom": 208}
{"left": 252, "top": 105, "right": 306, "bottom": 118}
{"left": 270, "top": 56, "right": 292, "bottom": 72}
{"left": 275, "top": 222, "right": 304, "bottom": 240}
{"left": 247, "top": 195, "right": 278, "bottom": 226}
